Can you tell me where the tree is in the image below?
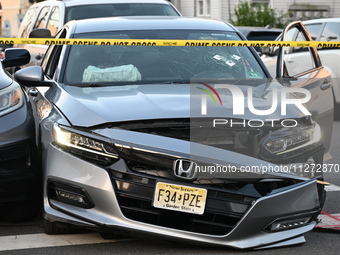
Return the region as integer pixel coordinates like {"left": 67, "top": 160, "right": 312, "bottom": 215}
{"left": 232, "top": 1, "right": 288, "bottom": 28}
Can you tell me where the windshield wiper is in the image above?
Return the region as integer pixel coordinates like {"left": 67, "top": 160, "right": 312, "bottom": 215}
{"left": 87, "top": 81, "right": 141, "bottom": 87}
{"left": 80, "top": 80, "right": 192, "bottom": 87}
{"left": 88, "top": 82, "right": 120, "bottom": 87}
{"left": 158, "top": 80, "right": 191, "bottom": 84}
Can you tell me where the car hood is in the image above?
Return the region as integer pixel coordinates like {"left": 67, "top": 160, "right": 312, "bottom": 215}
{"left": 48, "top": 81, "right": 308, "bottom": 127}
{"left": 48, "top": 81, "right": 313, "bottom": 181}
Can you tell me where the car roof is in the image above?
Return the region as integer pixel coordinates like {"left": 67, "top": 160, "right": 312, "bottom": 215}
{"left": 303, "top": 18, "right": 340, "bottom": 24}
{"left": 52, "top": 0, "right": 175, "bottom": 7}
{"left": 68, "top": 16, "right": 235, "bottom": 34}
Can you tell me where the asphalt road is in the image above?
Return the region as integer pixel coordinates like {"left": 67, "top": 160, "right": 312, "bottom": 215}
{"left": 0, "top": 122, "right": 339, "bottom": 255}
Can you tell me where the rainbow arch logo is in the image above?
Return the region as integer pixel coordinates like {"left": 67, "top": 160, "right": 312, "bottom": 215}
{"left": 197, "top": 83, "right": 222, "bottom": 106}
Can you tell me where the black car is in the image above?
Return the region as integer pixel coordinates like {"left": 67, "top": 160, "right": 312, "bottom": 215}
{"left": 0, "top": 48, "right": 41, "bottom": 222}
{"left": 236, "top": 26, "right": 282, "bottom": 55}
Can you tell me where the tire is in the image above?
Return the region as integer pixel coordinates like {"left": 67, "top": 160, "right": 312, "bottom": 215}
{"left": 44, "top": 218, "right": 75, "bottom": 234}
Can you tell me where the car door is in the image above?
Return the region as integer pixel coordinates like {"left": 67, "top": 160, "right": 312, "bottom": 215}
{"left": 313, "top": 21, "right": 340, "bottom": 106}
{"left": 25, "top": 5, "right": 51, "bottom": 67}
{"left": 276, "top": 21, "right": 334, "bottom": 156}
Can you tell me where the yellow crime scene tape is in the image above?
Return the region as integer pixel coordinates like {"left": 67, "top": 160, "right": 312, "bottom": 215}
{"left": 1, "top": 37, "right": 340, "bottom": 48}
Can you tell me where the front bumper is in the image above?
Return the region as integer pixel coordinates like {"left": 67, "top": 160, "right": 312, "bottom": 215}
{"left": 44, "top": 143, "right": 322, "bottom": 249}
{"left": 0, "top": 102, "right": 39, "bottom": 202}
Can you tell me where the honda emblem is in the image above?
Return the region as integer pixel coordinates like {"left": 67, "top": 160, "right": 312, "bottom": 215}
{"left": 173, "top": 159, "right": 198, "bottom": 180}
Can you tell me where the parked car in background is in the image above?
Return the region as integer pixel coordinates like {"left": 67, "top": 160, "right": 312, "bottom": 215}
{"left": 0, "top": 48, "right": 42, "bottom": 222}
{"left": 236, "top": 26, "right": 282, "bottom": 55}
{"left": 303, "top": 18, "right": 340, "bottom": 114}
{"left": 15, "top": 0, "right": 181, "bottom": 68}
{"left": 15, "top": 16, "right": 333, "bottom": 249}
{"left": 262, "top": 18, "right": 340, "bottom": 114}
{"left": 0, "top": 44, "right": 13, "bottom": 60}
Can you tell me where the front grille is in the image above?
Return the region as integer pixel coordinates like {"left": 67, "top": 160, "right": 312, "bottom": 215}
{"left": 113, "top": 118, "right": 267, "bottom": 157}
{"left": 0, "top": 144, "right": 30, "bottom": 173}
{"left": 110, "top": 171, "right": 257, "bottom": 235}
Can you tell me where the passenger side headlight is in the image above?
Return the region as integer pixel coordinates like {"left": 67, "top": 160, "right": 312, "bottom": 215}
{"left": 259, "top": 123, "right": 322, "bottom": 160}
{"left": 53, "top": 125, "right": 119, "bottom": 165}
{"left": 0, "top": 83, "right": 24, "bottom": 117}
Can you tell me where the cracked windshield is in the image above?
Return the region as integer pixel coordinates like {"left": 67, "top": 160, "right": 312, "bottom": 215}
{"left": 64, "top": 30, "right": 266, "bottom": 86}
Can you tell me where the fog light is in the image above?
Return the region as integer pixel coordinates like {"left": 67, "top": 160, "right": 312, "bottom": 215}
{"left": 48, "top": 180, "right": 94, "bottom": 209}
{"left": 56, "top": 190, "right": 85, "bottom": 204}
{"left": 268, "top": 217, "right": 311, "bottom": 231}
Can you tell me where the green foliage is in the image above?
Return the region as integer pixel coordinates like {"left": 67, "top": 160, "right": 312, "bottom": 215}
{"left": 232, "top": 1, "right": 288, "bottom": 28}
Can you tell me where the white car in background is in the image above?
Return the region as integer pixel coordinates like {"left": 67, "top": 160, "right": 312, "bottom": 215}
{"left": 263, "top": 18, "right": 340, "bottom": 115}
{"left": 14, "top": 0, "right": 181, "bottom": 68}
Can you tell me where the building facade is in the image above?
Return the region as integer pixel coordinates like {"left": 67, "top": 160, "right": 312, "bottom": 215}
{"left": 0, "top": 0, "right": 31, "bottom": 37}
{"left": 173, "top": 0, "right": 340, "bottom": 24}
{"left": 1, "top": 0, "right": 339, "bottom": 37}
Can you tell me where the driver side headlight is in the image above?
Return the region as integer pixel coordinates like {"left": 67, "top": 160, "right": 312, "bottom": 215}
{"left": 53, "top": 124, "right": 119, "bottom": 165}
{"left": 0, "top": 83, "right": 24, "bottom": 117}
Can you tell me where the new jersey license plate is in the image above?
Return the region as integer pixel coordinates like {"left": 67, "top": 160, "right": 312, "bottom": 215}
{"left": 153, "top": 182, "right": 207, "bottom": 215}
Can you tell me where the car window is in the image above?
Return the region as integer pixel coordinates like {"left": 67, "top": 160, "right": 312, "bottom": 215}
{"left": 246, "top": 31, "right": 281, "bottom": 41}
{"left": 319, "top": 22, "right": 340, "bottom": 49}
{"left": 47, "top": 6, "right": 60, "bottom": 36}
{"left": 304, "top": 23, "right": 323, "bottom": 40}
{"left": 292, "top": 28, "right": 310, "bottom": 54}
{"left": 43, "top": 30, "right": 67, "bottom": 80}
{"left": 63, "top": 30, "right": 266, "bottom": 85}
{"left": 18, "top": 6, "right": 39, "bottom": 38}
{"left": 34, "top": 6, "right": 50, "bottom": 29}
{"left": 283, "top": 28, "right": 297, "bottom": 54}
{"left": 245, "top": 31, "right": 281, "bottom": 54}
{"left": 65, "top": 4, "right": 179, "bottom": 23}
{"left": 284, "top": 27, "right": 316, "bottom": 76}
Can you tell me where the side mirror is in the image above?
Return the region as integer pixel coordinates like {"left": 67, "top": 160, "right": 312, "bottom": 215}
{"left": 29, "top": 28, "right": 52, "bottom": 38}
{"left": 14, "top": 66, "right": 52, "bottom": 87}
{"left": 2, "top": 48, "right": 30, "bottom": 68}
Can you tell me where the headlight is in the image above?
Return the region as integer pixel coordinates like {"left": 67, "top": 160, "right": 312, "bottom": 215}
{"left": 259, "top": 123, "right": 322, "bottom": 160}
{"left": 0, "top": 83, "right": 24, "bottom": 117}
{"left": 53, "top": 124, "right": 119, "bottom": 165}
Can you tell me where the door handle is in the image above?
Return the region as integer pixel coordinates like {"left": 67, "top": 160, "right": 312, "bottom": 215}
{"left": 321, "top": 79, "right": 332, "bottom": 91}
{"left": 287, "top": 58, "right": 294, "bottom": 63}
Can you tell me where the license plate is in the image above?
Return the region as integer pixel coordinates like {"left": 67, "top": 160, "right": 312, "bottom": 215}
{"left": 153, "top": 182, "right": 207, "bottom": 215}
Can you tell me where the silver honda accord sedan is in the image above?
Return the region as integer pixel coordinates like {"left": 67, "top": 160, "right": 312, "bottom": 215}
{"left": 14, "top": 16, "right": 334, "bottom": 249}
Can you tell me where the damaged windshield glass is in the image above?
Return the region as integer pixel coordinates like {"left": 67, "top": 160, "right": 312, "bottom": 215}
{"left": 63, "top": 30, "right": 266, "bottom": 86}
